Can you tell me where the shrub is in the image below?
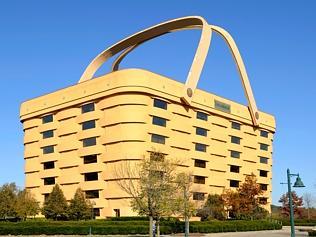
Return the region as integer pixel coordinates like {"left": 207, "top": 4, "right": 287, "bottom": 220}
{"left": 0, "top": 219, "right": 282, "bottom": 235}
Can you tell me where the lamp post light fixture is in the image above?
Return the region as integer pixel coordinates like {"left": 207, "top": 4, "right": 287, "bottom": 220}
{"left": 281, "top": 168, "right": 305, "bottom": 237}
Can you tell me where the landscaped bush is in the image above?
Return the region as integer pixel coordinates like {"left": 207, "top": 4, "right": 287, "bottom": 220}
{"left": 0, "top": 219, "right": 282, "bottom": 235}
{"left": 309, "top": 231, "right": 316, "bottom": 236}
{"left": 279, "top": 218, "right": 316, "bottom": 226}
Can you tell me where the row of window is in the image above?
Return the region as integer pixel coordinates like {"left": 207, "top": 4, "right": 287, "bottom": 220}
{"left": 43, "top": 155, "right": 98, "bottom": 171}
{"left": 153, "top": 99, "right": 270, "bottom": 138}
{"left": 42, "top": 102, "right": 95, "bottom": 124}
{"left": 42, "top": 136, "right": 97, "bottom": 154}
{"left": 191, "top": 170, "right": 268, "bottom": 187}
{"left": 43, "top": 171, "right": 99, "bottom": 185}
{"left": 192, "top": 191, "right": 268, "bottom": 203}
{"left": 193, "top": 157, "right": 269, "bottom": 170}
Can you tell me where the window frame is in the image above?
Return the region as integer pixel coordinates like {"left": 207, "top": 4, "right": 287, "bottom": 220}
{"left": 42, "top": 114, "right": 53, "bottom": 124}
{"left": 44, "top": 177, "right": 55, "bottom": 185}
{"left": 82, "top": 120, "right": 96, "bottom": 130}
{"left": 194, "top": 159, "right": 206, "bottom": 168}
{"left": 83, "top": 155, "right": 98, "bottom": 164}
{"left": 153, "top": 98, "right": 167, "bottom": 110}
{"left": 42, "top": 145, "right": 54, "bottom": 154}
{"left": 196, "top": 127, "right": 207, "bottom": 137}
{"left": 260, "top": 143, "right": 269, "bottom": 151}
{"left": 152, "top": 116, "right": 167, "bottom": 127}
{"left": 85, "top": 190, "right": 99, "bottom": 199}
{"left": 230, "top": 150, "right": 241, "bottom": 158}
{"left": 82, "top": 137, "right": 97, "bottom": 147}
{"left": 151, "top": 134, "right": 166, "bottom": 144}
{"left": 260, "top": 157, "right": 269, "bottom": 164}
{"left": 230, "top": 165, "right": 240, "bottom": 173}
{"left": 260, "top": 130, "right": 269, "bottom": 138}
{"left": 231, "top": 122, "right": 241, "bottom": 130}
{"left": 193, "top": 192, "right": 205, "bottom": 201}
{"left": 195, "top": 143, "right": 207, "bottom": 152}
{"left": 194, "top": 175, "right": 206, "bottom": 184}
{"left": 81, "top": 102, "right": 95, "bottom": 114}
{"left": 231, "top": 136, "right": 241, "bottom": 145}
{"left": 43, "top": 161, "right": 55, "bottom": 170}
{"left": 230, "top": 180, "right": 239, "bottom": 188}
{"left": 42, "top": 130, "right": 54, "bottom": 139}
{"left": 84, "top": 172, "right": 99, "bottom": 181}
{"left": 196, "top": 111, "right": 208, "bottom": 121}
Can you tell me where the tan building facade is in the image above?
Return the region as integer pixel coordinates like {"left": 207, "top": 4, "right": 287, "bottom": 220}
{"left": 20, "top": 16, "right": 275, "bottom": 218}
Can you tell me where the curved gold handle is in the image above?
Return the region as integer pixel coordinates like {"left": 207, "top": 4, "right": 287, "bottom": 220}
{"left": 79, "top": 16, "right": 259, "bottom": 126}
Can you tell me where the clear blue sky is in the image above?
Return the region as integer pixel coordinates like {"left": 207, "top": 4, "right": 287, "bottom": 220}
{"left": 1, "top": 1, "right": 315, "bottom": 205}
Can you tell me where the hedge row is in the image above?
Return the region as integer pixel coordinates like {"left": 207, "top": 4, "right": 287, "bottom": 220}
{"left": 0, "top": 220, "right": 282, "bottom": 235}
{"left": 279, "top": 219, "right": 316, "bottom": 226}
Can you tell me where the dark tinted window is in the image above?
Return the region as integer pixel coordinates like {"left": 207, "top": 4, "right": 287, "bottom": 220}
{"left": 114, "top": 209, "right": 120, "bottom": 217}
{"left": 152, "top": 116, "right": 166, "bottom": 127}
{"left": 85, "top": 190, "right": 99, "bottom": 199}
{"left": 83, "top": 137, "right": 97, "bottom": 147}
{"left": 231, "top": 136, "right": 241, "bottom": 144}
{"left": 81, "top": 103, "right": 95, "bottom": 113}
{"left": 153, "top": 99, "right": 167, "bottom": 110}
{"left": 42, "top": 130, "right": 54, "bottom": 139}
{"left": 151, "top": 134, "right": 166, "bottom": 144}
{"left": 230, "top": 165, "right": 240, "bottom": 173}
{"left": 84, "top": 172, "right": 98, "bottom": 181}
{"left": 195, "top": 143, "right": 206, "bottom": 152}
{"left": 194, "top": 176, "right": 205, "bottom": 184}
{"left": 194, "top": 159, "right": 206, "bottom": 168}
{"left": 259, "top": 197, "right": 268, "bottom": 205}
{"left": 260, "top": 143, "right": 269, "bottom": 151}
{"left": 43, "top": 145, "right": 54, "bottom": 154}
{"left": 230, "top": 150, "right": 240, "bottom": 158}
{"left": 83, "top": 155, "right": 98, "bottom": 164}
{"left": 197, "top": 111, "right": 208, "bottom": 121}
{"left": 260, "top": 130, "right": 269, "bottom": 138}
{"left": 43, "top": 161, "right": 55, "bottom": 170}
{"left": 196, "top": 127, "right": 207, "bottom": 136}
{"left": 260, "top": 184, "right": 268, "bottom": 191}
{"left": 42, "top": 114, "right": 53, "bottom": 124}
{"left": 259, "top": 170, "right": 268, "bottom": 177}
{"left": 82, "top": 120, "right": 96, "bottom": 130}
{"left": 193, "top": 192, "right": 205, "bottom": 201}
{"left": 93, "top": 208, "right": 100, "bottom": 217}
{"left": 44, "top": 177, "right": 55, "bottom": 185}
{"left": 230, "top": 180, "right": 239, "bottom": 188}
{"left": 231, "top": 122, "right": 241, "bottom": 130}
{"left": 260, "top": 157, "right": 268, "bottom": 164}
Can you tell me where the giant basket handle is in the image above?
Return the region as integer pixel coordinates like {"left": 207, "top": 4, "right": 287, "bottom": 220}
{"left": 79, "top": 16, "right": 260, "bottom": 126}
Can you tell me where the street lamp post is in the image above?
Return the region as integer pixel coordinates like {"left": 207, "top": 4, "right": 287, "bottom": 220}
{"left": 282, "top": 168, "right": 305, "bottom": 237}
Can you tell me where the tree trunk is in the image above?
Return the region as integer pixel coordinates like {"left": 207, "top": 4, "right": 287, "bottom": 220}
{"left": 157, "top": 218, "right": 160, "bottom": 237}
{"left": 149, "top": 215, "right": 153, "bottom": 237}
{"left": 185, "top": 216, "right": 189, "bottom": 237}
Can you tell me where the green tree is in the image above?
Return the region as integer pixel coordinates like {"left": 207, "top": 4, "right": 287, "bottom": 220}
{"left": 173, "top": 172, "right": 196, "bottom": 237}
{"left": 0, "top": 183, "right": 18, "bottom": 219}
{"left": 115, "top": 152, "right": 178, "bottom": 237}
{"left": 16, "top": 189, "right": 40, "bottom": 220}
{"left": 42, "top": 184, "right": 68, "bottom": 220}
{"left": 197, "top": 194, "right": 225, "bottom": 220}
{"left": 68, "top": 188, "right": 92, "bottom": 220}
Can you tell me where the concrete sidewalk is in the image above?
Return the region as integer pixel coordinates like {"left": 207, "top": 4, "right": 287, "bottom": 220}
{"left": 168, "top": 226, "right": 312, "bottom": 237}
